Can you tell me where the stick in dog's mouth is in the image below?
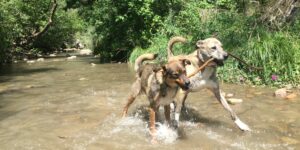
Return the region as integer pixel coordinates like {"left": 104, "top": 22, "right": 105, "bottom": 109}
{"left": 213, "top": 59, "right": 225, "bottom": 66}
{"left": 188, "top": 58, "right": 215, "bottom": 78}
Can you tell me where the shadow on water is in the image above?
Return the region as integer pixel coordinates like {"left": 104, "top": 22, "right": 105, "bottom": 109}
{"left": 0, "top": 65, "right": 58, "bottom": 94}
{"left": 0, "top": 86, "right": 47, "bottom": 95}
{"left": 0, "top": 66, "right": 61, "bottom": 76}
{"left": 180, "top": 106, "right": 223, "bottom": 126}
{"left": 0, "top": 65, "right": 61, "bottom": 83}
{"left": 0, "top": 110, "right": 23, "bottom": 122}
{"left": 0, "top": 65, "right": 58, "bottom": 121}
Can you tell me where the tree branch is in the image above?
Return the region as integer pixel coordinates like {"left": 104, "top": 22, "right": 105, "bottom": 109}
{"left": 15, "top": 0, "right": 58, "bottom": 49}
{"left": 32, "top": 0, "right": 58, "bottom": 38}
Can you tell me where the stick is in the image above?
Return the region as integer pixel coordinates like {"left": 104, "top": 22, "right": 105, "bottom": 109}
{"left": 228, "top": 52, "right": 263, "bottom": 71}
{"left": 188, "top": 58, "right": 214, "bottom": 78}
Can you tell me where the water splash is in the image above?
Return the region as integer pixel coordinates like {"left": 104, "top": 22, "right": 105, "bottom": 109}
{"left": 116, "top": 116, "right": 179, "bottom": 144}
{"left": 155, "top": 123, "right": 178, "bottom": 144}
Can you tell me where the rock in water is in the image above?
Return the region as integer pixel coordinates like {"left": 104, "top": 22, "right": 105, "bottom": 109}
{"left": 274, "top": 88, "right": 287, "bottom": 98}
{"left": 37, "top": 58, "right": 45, "bottom": 62}
{"left": 285, "top": 93, "right": 297, "bottom": 100}
{"left": 49, "top": 54, "right": 56, "bottom": 57}
{"left": 79, "top": 49, "right": 92, "bottom": 55}
{"left": 226, "top": 93, "right": 234, "bottom": 98}
{"left": 227, "top": 98, "right": 243, "bottom": 105}
{"left": 27, "top": 60, "right": 35, "bottom": 64}
{"left": 79, "top": 78, "right": 87, "bottom": 81}
{"left": 67, "top": 56, "right": 77, "bottom": 60}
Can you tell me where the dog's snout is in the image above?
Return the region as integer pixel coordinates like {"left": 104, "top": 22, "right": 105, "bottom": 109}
{"left": 185, "top": 81, "right": 190, "bottom": 86}
{"left": 224, "top": 53, "right": 228, "bottom": 60}
{"left": 224, "top": 53, "right": 229, "bottom": 60}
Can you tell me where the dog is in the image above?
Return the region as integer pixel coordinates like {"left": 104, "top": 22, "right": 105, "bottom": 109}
{"left": 122, "top": 53, "right": 191, "bottom": 142}
{"left": 167, "top": 36, "right": 251, "bottom": 131}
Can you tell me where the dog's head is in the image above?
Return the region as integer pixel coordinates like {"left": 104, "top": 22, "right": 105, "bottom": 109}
{"left": 162, "top": 59, "right": 191, "bottom": 90}
{"left": 196, "top": 38, "right": 228, "bottom": 66}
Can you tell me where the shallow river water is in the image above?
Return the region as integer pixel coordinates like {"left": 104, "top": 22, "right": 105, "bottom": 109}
{"left": 0, "top": 56, "right": 299, "bottom": 150}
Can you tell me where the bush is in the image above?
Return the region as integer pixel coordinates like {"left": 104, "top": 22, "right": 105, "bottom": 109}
{"left": 33, "top": 8, "right": 84, "bottom": 53}
{"left": 0, "top": 0, "right": 84, "bottom": 62}
{"left": 128, "top": 1, "right": 300, "bottom": 86}
{"left": 85, "top": 0, "right": 183, "bottom": 62}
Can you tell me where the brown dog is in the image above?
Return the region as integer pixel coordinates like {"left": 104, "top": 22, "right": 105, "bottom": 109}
{"left": 167, "top": 36, "right": 251, "bottom": 131}
{"left": 122, "top": 53, "right": 191, "bottom": 142}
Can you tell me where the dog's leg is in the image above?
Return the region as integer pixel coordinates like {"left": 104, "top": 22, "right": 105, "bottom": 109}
{"left": 210, "top": 88, "right": 251, "bottom": 131}
{"left": 164, "top": 105, "right": 171, "bottom": 125}
{"left": 149, "top": 93, "right": 160, "bottom": 144}
{"left": 173, "top": 90, "right": 188, "bottom": 128}
{"left": 122, "top": 94, "right": 137, "bottom": 117}
{"left": 181, "top": 93, "right": 189, "bottom": 110}
{"left": 122, "top": 79, "right": 141, "bottom": 117}
{"left": 149, "top": 105, "right": 159, "bottom": 144}
{"left": 149, "top": 106, "right": 157, "bottom": 135}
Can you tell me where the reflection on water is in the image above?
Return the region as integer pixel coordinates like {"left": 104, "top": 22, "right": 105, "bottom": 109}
{"left": 0, "top": 56, "right": 299, "bottom": 149}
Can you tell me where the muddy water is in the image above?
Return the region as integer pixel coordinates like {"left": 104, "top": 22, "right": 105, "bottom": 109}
{"left": 0, "top": 56, "right": 299, "bottom": 150}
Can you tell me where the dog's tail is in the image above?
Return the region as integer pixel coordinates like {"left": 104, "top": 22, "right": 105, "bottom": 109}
{"left": 134, "top": 53, "right": 158, "bottom": 72}
{"left": 167, "top": 36, "right": 187, "bottom": 59}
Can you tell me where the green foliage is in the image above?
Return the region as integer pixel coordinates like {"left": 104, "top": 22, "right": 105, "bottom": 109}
{"left": 218, "top": 30, "right": 300, "bottom": 86}
{"left": 1, "top": 0, "right": 299, "bottom": 86}
{"left": 129, "top": 0, "right": 300, "bottom": 86}
{"left": 0, "top": 0, "right": 84, "bottom": 62}
{"left": 33, "top": 9, "right": 84, "bottom": 53}
{"left": 85, "top": 0, "right": 182, "bottom": 62}
{"left": 129, "top": 34, "right": 168, "bottom": 63}
{"left": 0, "top": 2, "right": 14, "bottom": 63}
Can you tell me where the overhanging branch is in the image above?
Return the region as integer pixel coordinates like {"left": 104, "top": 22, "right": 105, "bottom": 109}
{"left": 32, "top": 0, "right": 58, "bottom": 39}
{"left": 16, "top": 0, "right": 58, "bottom": 48}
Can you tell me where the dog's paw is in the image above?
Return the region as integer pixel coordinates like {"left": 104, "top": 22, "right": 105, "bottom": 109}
{"left": 151, "top": 138, "right": 158, "bottom": 144}
{"left": 170, "top": 120, "right": 179, "bottom": 129}
{"left": 235, "top": 119, "right": 251, "bottom": 131}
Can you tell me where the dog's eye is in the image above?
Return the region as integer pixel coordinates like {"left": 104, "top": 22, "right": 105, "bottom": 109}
{"left": 171, "top": 73, "right": 179, "bottom": 79}
{"left": 211, "top": 46, "right": 217, "bottom": 50}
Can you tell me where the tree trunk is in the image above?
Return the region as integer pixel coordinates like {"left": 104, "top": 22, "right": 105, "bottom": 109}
{"left": 15, "top": 0, "right": 58, "bottom": 49}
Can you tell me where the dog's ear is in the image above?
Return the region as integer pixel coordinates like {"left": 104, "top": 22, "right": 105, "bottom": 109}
{"left": 196, "top": 40, "right": 204, "bottom": 48}
{"left": 183, "top": 59, "right": 191, "bottom": 66}
{"left": 162, "top": 65, "right": 167, "bottom": 72}
{"left": 185, "top": 59, "right": 191, "bottom": 65}
{"left": 161, "top": 65, "right": 170, "bottom": 76}
{"left": 153, "top": 67, "right": 161, "bottom": 72}
{"left": 178, "top": 58, "right": 191, "bottom": 66}
{"left": 197, "top": 49, "right": 209, "bottom": 62}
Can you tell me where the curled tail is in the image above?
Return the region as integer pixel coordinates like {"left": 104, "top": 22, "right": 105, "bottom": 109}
{"left": 167, "top": 36, "right": 187, "bottom": 59}
{"left": 134, "top": 53, "right": 158, "bottom": 72}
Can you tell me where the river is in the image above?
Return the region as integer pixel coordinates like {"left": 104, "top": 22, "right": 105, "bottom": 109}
{"left": 0, "top": 56, "right": 299, "bottom": 150}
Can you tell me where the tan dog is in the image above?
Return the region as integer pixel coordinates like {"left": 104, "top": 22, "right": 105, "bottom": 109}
{"left": 168, "top": 36, "right": 251, "bottom": 131}
{"left": 122, "top": 53, "right": 191, "bottom": 142}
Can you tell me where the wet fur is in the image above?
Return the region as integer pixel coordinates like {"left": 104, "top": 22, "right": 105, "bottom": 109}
{"left": 167, "top": 36, "right": 251, "bottom": 131}
{"left": 122, "top": 53, "right": 191, "bottom": 142}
